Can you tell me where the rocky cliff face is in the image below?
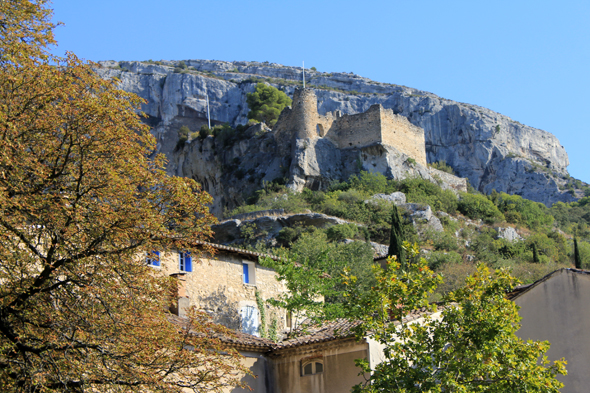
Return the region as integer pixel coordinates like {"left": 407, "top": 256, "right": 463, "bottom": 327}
{"left": 95, "top": 59, "right": 581, "bottom": 211}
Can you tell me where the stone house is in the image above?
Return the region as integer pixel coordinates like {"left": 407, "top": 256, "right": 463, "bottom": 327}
{"left": 148, "top": 242, "right": 289, "bottom": 336}
{"left": 508, "top": 268, "right": 590, "bottom": 393}
{"left": 156, "top": 242, "right": 445, "bottom": 393}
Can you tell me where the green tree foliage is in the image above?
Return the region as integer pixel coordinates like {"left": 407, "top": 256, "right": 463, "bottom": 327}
{"left": 199, "top": 124, "right": 211, "bottom": 139}
{"left": 388, "top": 204, "right": 405, "bottom": 266}
{"left": 246, "top": 83, "right": 292, "bottom": 126}
{"left": 458, "top": 192, "right": 505, "bottom": 223}
{"left": 574, "top": 237, "right": 581, "bottom": 269}
{"left": 495, "top": 192, "right": 554, "bottom": 229}
{"left": 288, "top": 231, "right": 376, "bottom": 304}
{"left": 343, "top": 248, "right": 567, "bottom": 393}
{"left": 429, "top": 160, "right": 454, "bottom": 174}
{"left": 533, "top": 242, "right": 540, "bottom": 263}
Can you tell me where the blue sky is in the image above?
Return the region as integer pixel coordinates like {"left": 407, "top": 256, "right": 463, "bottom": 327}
{"left": 50, "top": 0, "right": 590, "bottom": 183}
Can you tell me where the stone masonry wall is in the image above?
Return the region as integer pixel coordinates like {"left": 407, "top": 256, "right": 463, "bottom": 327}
{"left": 155, "top": 250, "right": 288, "bottom": 333}
{"left": 325, "top": 104, "right": 383, "bottom": 149}
{"left": 273, "top": 88, "right": 427, "bottom": 167}
{"left": 379, "top": 108, "right": 427, "bottom": 166}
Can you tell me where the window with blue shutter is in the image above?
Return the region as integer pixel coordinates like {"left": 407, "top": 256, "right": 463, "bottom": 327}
{"left": 243, "top": 263, "right": 249, "bottom": 284}
{"left": 179, "top": 252, "right": 192, "bottom": 272}
{"left": 242, "top": 261, "right": 256, "bottom": 285}
{"left": 147, "top": 251, "right": 160, "bottom": 267}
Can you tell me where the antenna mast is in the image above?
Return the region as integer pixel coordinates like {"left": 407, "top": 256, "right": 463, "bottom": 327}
{"left": 206, "top": 93, "right": 211, "bottom": 129}
{"left": 302, "top": 61, "right": 305, "bottom": 89}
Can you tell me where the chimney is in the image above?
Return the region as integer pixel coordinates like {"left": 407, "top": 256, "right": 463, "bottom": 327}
{"left": 169, "top": 273, "right": 190, "bottom": 317}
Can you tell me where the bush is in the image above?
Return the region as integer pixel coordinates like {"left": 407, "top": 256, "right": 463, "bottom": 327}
{"left": 326, "top": 223, "right": 359, "bottom": 242}
{"left": 458, "top": 193, "right": 504, "bottom": 223}
{"left": 398, "top": 177, "right": 458, "bottom": 214}
{"left": 213, "top": 124, "right": 236, "bottom": 147}
{"left": 430, "top": 160, "right": 454, "bottom": 175}
{"left": 495, "top": 192, "right": 553, "bottom": 230}
{"left": 348, "top": 171, "right": 391, "bottom": 195}
{"left": 427, "top": 250, "right": 463, "bottom": 271}
{"left": 176, "top": 125, "right": 191, "bottom": 150}
{"left": 199, "top": 125, "right": 211, "bottom": 139}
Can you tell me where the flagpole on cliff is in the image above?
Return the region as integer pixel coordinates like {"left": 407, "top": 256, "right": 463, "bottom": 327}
{"left": 206, "top": 93, "right": 211, "bottom": 129}
{"left": 302, "top": 61, "right": 305, "bottom": 89}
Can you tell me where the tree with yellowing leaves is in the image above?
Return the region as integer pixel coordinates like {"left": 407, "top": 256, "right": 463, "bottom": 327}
{"left": 0, "top": 1, "right": 247, "bottom": 391}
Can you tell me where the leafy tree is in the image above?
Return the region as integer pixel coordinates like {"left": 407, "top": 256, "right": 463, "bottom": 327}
{"left": 574, "top": 237, "right": 581, "bottom": 269}
{"left": 533, "top": 242, "right": 541, "bottom": 263}
{"left": 343, "top": 246, "right": 567, "bottom": 393}
{"left": 0, "top": 1, "right": 247, "bottom": 391}
{"left": 246, "top": 83, "right": 292, "bottom": 126}
{"left": 388, "top": 204, "right": 405, "bottom": 266}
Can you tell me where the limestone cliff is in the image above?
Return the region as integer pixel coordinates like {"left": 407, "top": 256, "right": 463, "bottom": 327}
{"left": 95, "top": 59, "right": 582, "bottom": 212}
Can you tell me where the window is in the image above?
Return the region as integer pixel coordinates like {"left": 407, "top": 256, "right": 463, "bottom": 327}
{"left": 146, "top": 251, "right": 160, "bottom": 267}
{"left": 242, "top": 261, "right": 255, "bottom": 285}
{"left": 301, "top": 359, "right": 324, "bottom": 376}
{"left": 240, "top": 305, "right": 259, "bottom": 336}
{"left": 179, "top": 252, "right": 192, "bottom": 272}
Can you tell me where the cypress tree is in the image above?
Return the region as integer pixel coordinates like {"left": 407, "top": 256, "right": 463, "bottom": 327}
{"left": 532, "top": 243, "right": 540, "bottom": 264}
{"left": 388, "top": 204, "right": 405, "bottom": 268}
{"left": 574, "top": 237, "right": 582, "bottom": 269}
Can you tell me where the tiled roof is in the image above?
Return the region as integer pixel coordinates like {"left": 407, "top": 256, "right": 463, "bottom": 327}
{"left": 168, "top": 314, "right": 274, "bottom": 351}
{"left": 170, "top": 308, "right": 439, "bottom": 352}
{"left": 276, "top": 319, "right": 362, "bottom": 349}
{"left": 195, "top": 240, "right": 282, "bottom": 262}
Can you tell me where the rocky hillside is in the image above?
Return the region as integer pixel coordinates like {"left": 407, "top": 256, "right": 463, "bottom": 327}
{"left": 95, "top": 59, "right": 584, "bottom": 210}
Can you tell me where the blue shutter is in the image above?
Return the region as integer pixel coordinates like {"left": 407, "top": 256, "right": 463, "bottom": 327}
{"left": 184, "top": 252, "right": 192, "bottom": 272}
{"left": 153, "top": 251, "right": 160, "bottom": 266}
{"left": 243, "top": 263, "right": 249, "bottom": 284}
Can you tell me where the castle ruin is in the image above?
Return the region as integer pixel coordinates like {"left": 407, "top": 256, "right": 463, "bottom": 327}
{"left": 273, "top": 88, "right": 427, "bottom": 166}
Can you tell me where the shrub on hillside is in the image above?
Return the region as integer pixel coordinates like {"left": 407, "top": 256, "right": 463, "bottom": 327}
{"left": 326, "top": 223, "right": 359, "bottom": 242}
{"left": 458, "top": 193, "right": 504, "bottom": 223}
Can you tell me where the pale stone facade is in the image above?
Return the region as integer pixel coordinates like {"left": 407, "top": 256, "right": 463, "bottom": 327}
{"left": 153, "top": 245, "right": 289, "bottom": 335}
{"left": 274, "top": 88, "right": 427, "bottom": 166}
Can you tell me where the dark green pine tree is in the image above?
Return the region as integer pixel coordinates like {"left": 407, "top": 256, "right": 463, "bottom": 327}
{"left": 574, "top": 237, "right": 582, "bottom": 269}
{"left": 388, "top": 204, "right": 405, "bottom": 268}
{"left": 532, "top": 243, "right": 540, "bottom": 264}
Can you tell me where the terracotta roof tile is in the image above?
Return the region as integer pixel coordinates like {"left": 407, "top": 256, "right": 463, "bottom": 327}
{"left": 196, "top": 240, "right": 282, "bottom": 262}
{"left": 277, "top": 319, "right": 362, "bottom": 349}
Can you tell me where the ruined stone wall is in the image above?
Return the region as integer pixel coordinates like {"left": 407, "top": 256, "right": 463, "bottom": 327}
{"left": 274, "top": 88, "right": 335, "bottom": 145}
{"left": 325, "top": 104, "right": 383, "bottom": 149}
{"left": 156, "top": 250, "right": 288, "bottom": 333}
{"left": 273, "top": 88, "right": 427, "bottom": 167}
{"left": 379, "top": 108, "right": 427, "bottom": 166}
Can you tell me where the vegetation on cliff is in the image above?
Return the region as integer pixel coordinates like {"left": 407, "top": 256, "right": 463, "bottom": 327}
{"left": 246, "top": 82, "right": 292, "bottom": 126}
{"left": 230, "top": 171, "right": 590, "bottom": 300}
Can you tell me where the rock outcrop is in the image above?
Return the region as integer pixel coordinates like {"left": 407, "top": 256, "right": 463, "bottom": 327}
{"left": 95, "top": 59, "right": 582, "bottom": 210}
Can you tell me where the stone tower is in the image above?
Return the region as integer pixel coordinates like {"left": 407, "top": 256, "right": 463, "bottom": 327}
{"left": 290, "top": 88, "right": 322, "bottom": 140}
{"left": 273, "top": 88, "right": 332, "bottom": 155}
